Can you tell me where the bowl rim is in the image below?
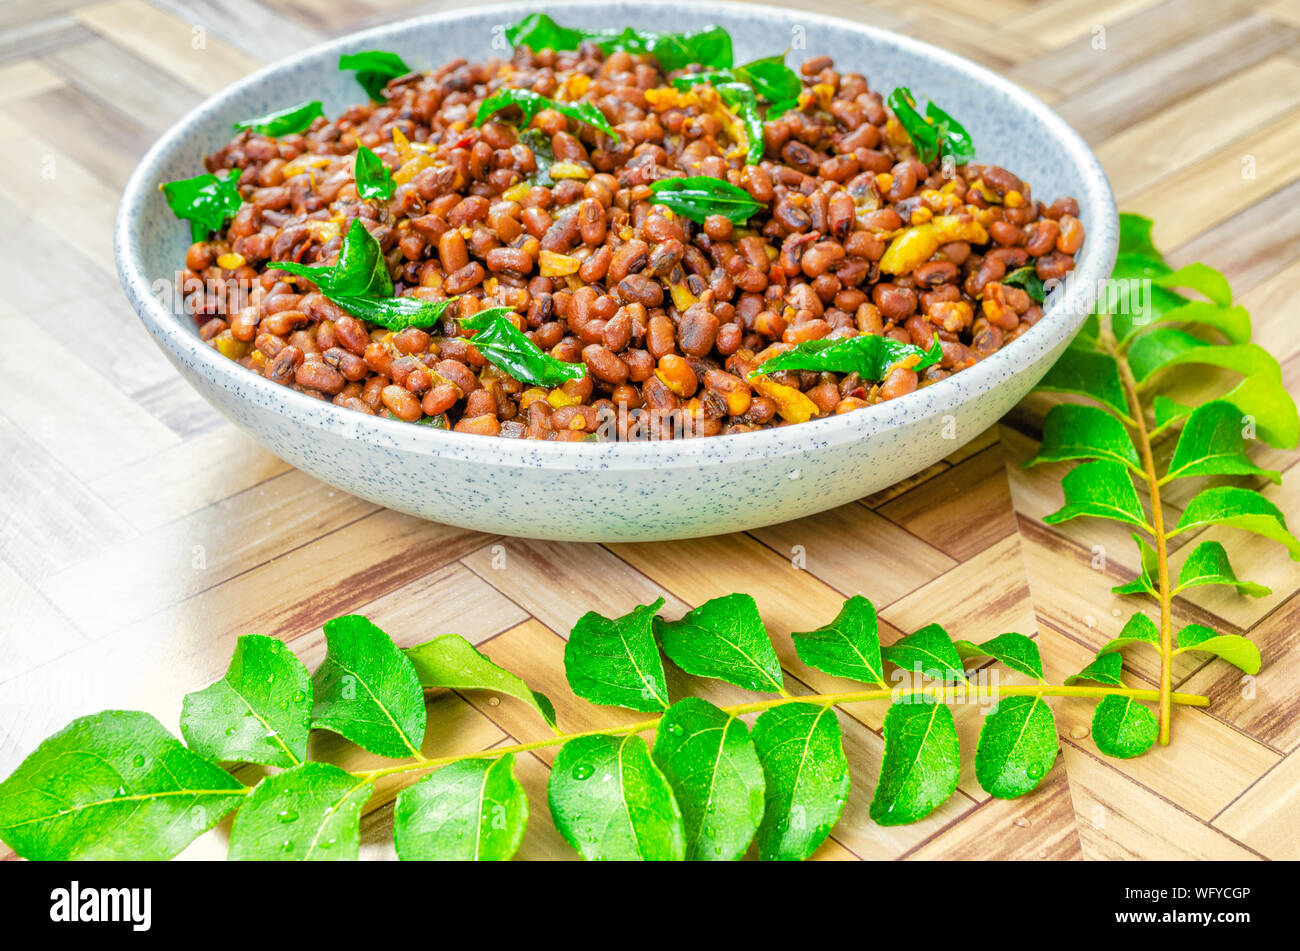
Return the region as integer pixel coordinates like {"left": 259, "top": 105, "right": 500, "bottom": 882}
{"left": 114, "top": 0, "right": 1118, "bottom": 471}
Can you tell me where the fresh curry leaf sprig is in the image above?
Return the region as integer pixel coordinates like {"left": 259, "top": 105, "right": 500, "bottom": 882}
{"left": 339, "top": 50, "right": 413, "bottom": 101}
{"left": 161, "top": 169, "right": 243, "bottom": 242}
{"left": 234, "top": 100, "right": 324, "bottom": 137}
{"left": 505, "top": 14, "right": 733, "bottom": 71}
{"left": 1028, "top": 212, "right": 1298, "bottom": 749}
{"left": 0, "top": 591, "right": 1213, "bottom": 861}
{"left": 474, "top": 87, "right": 616, "bottom": 138}
{"left": 887, "top": 87, "right": 974, "bottom": 165}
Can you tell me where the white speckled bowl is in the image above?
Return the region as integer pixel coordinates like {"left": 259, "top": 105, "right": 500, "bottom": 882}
{"left": 116, "top": 0, "right": 1117, "bottom": 541}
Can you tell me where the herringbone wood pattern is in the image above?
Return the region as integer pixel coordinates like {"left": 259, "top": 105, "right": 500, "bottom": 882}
{"left": 2, "top": 0, "right": 1298, "bottom": 860}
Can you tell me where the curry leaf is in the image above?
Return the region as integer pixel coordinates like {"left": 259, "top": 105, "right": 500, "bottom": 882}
{"left": 1003, "top": 265, "right": 1045, "bottom": 303}
{"left": 751, "top": 333, "right": 941, "bottom": 380}
{"left": 1035, "top": 346, "right": 1129, "bottom": 417}
{"left": 1153, "top": 395, "right": 1193, "bottom": 431}
{"left": 505, "top": 15, "right": 734, "bottom": 69}
{"left": 461, "top": 307, "right": 587, "bottom": 387}
{"left": 339, "top": 50, "right": 412, "bottom": 101}
{"left": 394, "top": 755, "right": 528, "bottom": 861}
{"left": 565, "top": 598, "right": 670, "bottom": 712}
{"left": 1171, "top": 486, "right": 1300, "bottom": 560}
{"left": 474, "top": 87, "right": 615, "bottom": 137}
{"left": 234, "top": 100, "right": 323, "bottom": 136}
{"left": 655, "top": 593, "right": 784, "bottom": 694}
{"left": 717, "top": 82, "right": 765, "bottom": 164}
{"left": 870, "top": 697, "right": 960, "bottom": 825}
{"left": 228, "top": 763, "right": 369, "bottom": 861}
{"left": 406, "top": 634, "right": 556, "bottom": 728}
{"left": 161, "top": 169, "right": 242, "bottom": 243}
{"left": 881, "top": 623, "right": 966, "bottom": 683}
{"left": 954, "top": 632, "right": 1044, "bottom": 682}
{"left": 180, "top": 634, "right": 312, "bottom": 767}
{"left": 1043, "top": 459, "right": 1150, "bottom": 530}
{"left": 1091, "top": 695, "right": 1157, "bottom": 758}
{"left": 651, "top": 698, "right": 765, "bottom": 861}
{"left": 1129, "top": 330, "right": 1281, "bottom": 385}
{"left": 353, "top": 145, "right": 395, "bottom": 201}
{"left": 548, "top": 734, "right": 684, "bottom": 860}
{"left": 1118, "top": 213, "right": 1160, "bottom": 258}
{"left": 752, "top": 704, "right": 849, "bottom": 859}
{"left": 648, "top": 176, "right": 763, "bottom": 224}
{"left": 0, "top": 711, "right": 244, "bottom": 860}
{"left": 1097, "top": 612, "right": 1159, "bottom": 657}
{"left": 887, "top": 87, "right": 938, "bottom": 163}
{"left": 1065, "top": 650, "right": 1124, "bottom": 686}
{"left": 333, "top": 294, "right": 459, "bottom": 331}
{"left": 1113, "top": 532, "right": 1159, "bottom": 596}
{"left": 1174, "top": 624, "right": 1261, "bottom": 674}
{"left": 1165, "top": 400, "right": 1280, "bottom": 484}
{"left": 975, "top": 696, "right": 1057, "bottom": 799}
{"left": 790, "top": 594, "right": 885, "bottom": 687}
{"left": 311, "top": 614, "right": 427, "bottom": 759}
{"left": 1155, "top": 262, "right": 1232, "bottom": 307}
{"left": 1175, "top": 540, "right": 1271, "bottom": 597}
{"left": 1027, "top": 403, "right": 1140, "bottom": 471}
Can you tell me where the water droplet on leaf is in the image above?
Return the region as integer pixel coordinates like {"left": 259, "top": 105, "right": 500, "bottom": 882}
{"left": 278, "top": 809, "right": 298, "bottom": 823}
{"left": 571, "top": 763, "right": 594, "bottom": 780}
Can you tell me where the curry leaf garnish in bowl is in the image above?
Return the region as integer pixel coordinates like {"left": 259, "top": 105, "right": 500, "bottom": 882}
{"left": 353, "top": 145, "right": 395, "bottom": 201}
{"left": 460, "top": 308, "right": 587, "bottom": 387}
{"left": 474, "top": 88, "right": 616, "bottom": 137}
{"left": 887, "top": 87, "right": 974, "bottom": 164}
{"left": 159, "top": 169, "right": 242, "bottom": 242}
{"left": 233, "top": 99, "right": 325, "bottom": 137}
{"left": 751, "top": 335, "right": 943, "bottom": 380}
{"left": 672, "top": 52, "right": 802, "bottom": 118}
{"left": 647, "top": 176, "right": 763, "bottom": 223}
{"left": 505, "top": 13, "right": 733, "bottom": 70}
{"left": 338, "top": 50, "right": 412, "bottom": 100}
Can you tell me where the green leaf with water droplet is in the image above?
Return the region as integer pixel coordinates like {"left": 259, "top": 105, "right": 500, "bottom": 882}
{"left": 655, "top": 593, "right": 784, "bottom": 694}
{"left": 652, "top": 698, "right": 764, "bottom": 861}
{"left": 312, "top": 615, "right": 427, "bottom": 759}
{"left": 180, "top": 634, "right": 312, "bottom": 767}
{"left": 1175, "top": 540, "right": 1270, "bottom": 597}
{"left": 0, "top": 711, "right": 244, "bottom": 860}
{"left": 1034, "top": 347, "right": 1128, "bottom": 416}
{"left": 1027, "top": 403, "right": 1140, "bottom": 471}
{"left": 1171, "top": 486, "right": 1300, "bottom": 560}
{"left": 565, "top": 599, "right": 670, "bottom": 712}
{"left": 229, "top": 762, "right": 370, "bottom": 861}
{"left": 1097, "top": 612, "right": 1159, "bottom": 656}
{"left": 406, "top": 634, "right": 556, "bottom": 728}
{"left": 881, "top": 623, "right": 966, "bottom": 683}
{"left": 1166, "top": 400, "right": 1280, "bottom": 484}
{"left": 1065, "top": 650, "right": 1124, "bottom": 686}
{"left": 1091, "top": 695, "right": 1157, "bottom": 759}
{"left": 974, "top": 696, "right": 1057, "bottom": 799}
{"left": 394, "top": 754, "right": 528, "bottom": 861}
{"left": 954, "top": 632, "right": 1044, "bottom": 682}
{"left": 1043, "top": 459, "right": 1150, "bottom": 530}
{"left": 752, "top": 703, "right": 849, "bottom": 859}
{"left": 547, "top": 734, "right": 684, "bottom": 860}
{"left": 791, "top": 594, "right": 885, "bottom": 687}
{"left": 1174, "top": 624, "right": 1261, "bottom": 675}
{"left": 870, "top": 696, "right": 960, "bottom": 826}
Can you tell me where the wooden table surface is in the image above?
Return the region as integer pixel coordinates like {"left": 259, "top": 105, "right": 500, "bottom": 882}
{"left": 2, "top": 0, "right": 1299, "bottom": 861}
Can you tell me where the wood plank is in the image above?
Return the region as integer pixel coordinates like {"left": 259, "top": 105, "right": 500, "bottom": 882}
{"left": 1097, "top": 57, "right": 1300, "bottom": 200}
{"left": 749, "top": 503, "right": 957, "bottom": 607}
{"left": 1214, "top": 747, "right": 1300, "bottom": 858}
{"left": 1128, "top": 107, "right": 1300, "bottom": 248}
{"left": 0, "top": 59, "right": 65, "bottom": 106}
{"left": 1061, "top": 744, "right": 1260, "bottom": 859}
{"left": 1053, "top": 14, "right": 1298, "bottom": 143}
{"left": 876, "top": 444, "right": 1016, "bottom": 561}
{"left": 75, "top": 0, "right": 261, "bottom": 94}
{"left": 0, "top": 14, "right": 94, "bottom": 65}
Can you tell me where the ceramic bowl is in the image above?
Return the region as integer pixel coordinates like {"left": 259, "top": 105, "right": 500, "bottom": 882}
{"left": 115, "top": 0, "right": 1118, "bottom": 541}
